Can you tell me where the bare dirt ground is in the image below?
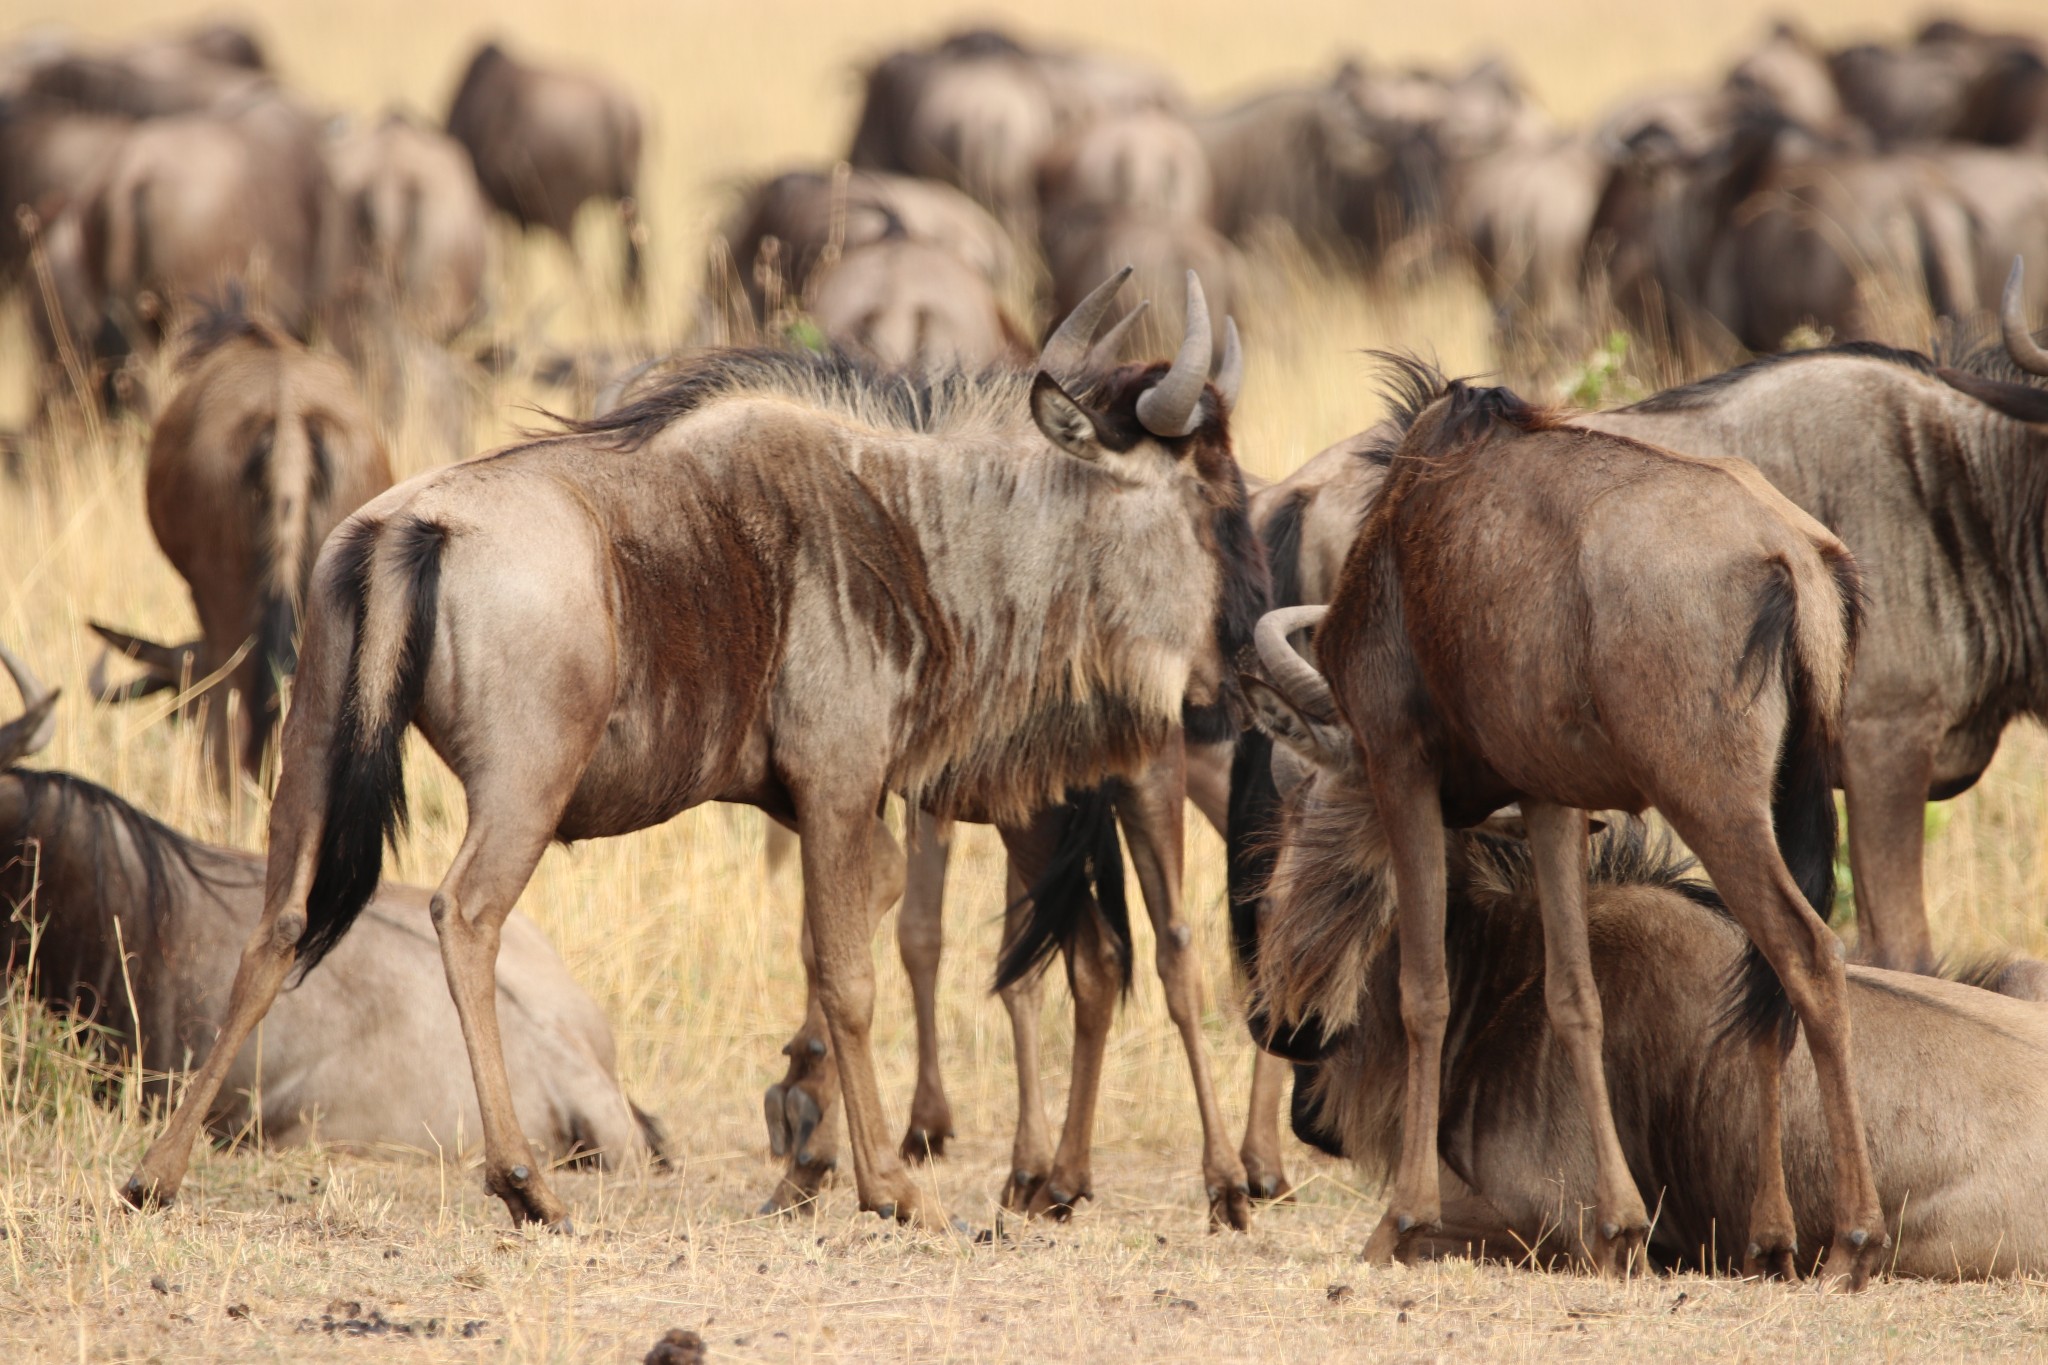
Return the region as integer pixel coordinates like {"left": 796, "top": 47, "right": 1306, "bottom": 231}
{"left": 8, "top": 0, "right": 2048, "bottom": 1360}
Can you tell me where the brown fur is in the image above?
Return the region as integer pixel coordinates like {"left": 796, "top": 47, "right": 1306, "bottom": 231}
{"left": 325, "top": 110, "right": 489, "bottom": 342}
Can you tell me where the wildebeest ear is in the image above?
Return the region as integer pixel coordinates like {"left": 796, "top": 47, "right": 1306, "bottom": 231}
{"left": 1030, "top": 372, "right": 1103, "bottom": 460}
{"left": 1242, "top": 674, "right": 1349, "bottom": 770}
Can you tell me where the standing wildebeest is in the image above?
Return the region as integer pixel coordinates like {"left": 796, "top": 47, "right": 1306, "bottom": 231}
{"left": 1575, "top": 262, "right": 2048, "bottom": 972}
{"left": 326, "top": 110, "right": 489, "bottom": 343}
{"left": 808, "top": 233, "right": 1029, "bottom": 372}
{"left": 1254, "top": 769, "right": 2048, "bottom": 1278}
{"left": 122, "top": 270, "right": 1260, "bottom": 1229}
{"left": 1260, "top": 359, "right": 1884, "bottom": 1284}
{"left": 0, "top": 644, "right": 658, "bottom": 1164}
{"left": 92, "top": 302, "right": 391, "bottom": 783}
{"left": 445, "top": 42, "right": 644, "bottom": 298}
{"left": 701, "top": 167, "right": 1015, "bottom": 342}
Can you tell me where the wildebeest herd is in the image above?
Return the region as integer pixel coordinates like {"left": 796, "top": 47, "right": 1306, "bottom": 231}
{"left": 8, "top": 13, "right": 2048, "bottom": 1293}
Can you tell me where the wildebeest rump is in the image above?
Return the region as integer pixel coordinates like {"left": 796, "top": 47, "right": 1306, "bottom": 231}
{"left": 0, "top": 645, "right": 657, "bottom": 1166}
{"left": 326, "top": 110, "right": 490, "bottom": 343}
{"left": 1278, "top": 811, "right": 2048, "bottom": 1279}
{"left": 445, "top": 41, "right": 644, "bottom": 297}
{"left": 92, "top": 301, "right": 392, "bottom": 784}
{"left": 121, "top": 269, "right": 1261, "bottom": 1232}
{"left": 1256, "top": 358, "right": 1884, "bottom": 1284}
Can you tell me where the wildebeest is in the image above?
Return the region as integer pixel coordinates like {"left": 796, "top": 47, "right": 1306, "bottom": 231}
{"left": 1255, "top": 358, "right": 1885, "bottom": 1284}
{"left": 0, "top": 643, "right": 657, "bottom": 1165}
{"left": 1830, "top": 21, "right": 2046, "bottom": 150}
{"left": 1264, "top": 789, "right": 2048, "bottom": 1279}
{"left": 91, "top": 301, "right": 392, "bottom": 783}
{"left": 122, "top": 269, "right": 1262, "bottom": 1230}
{"left": 701, "top": 166, "right": 1016, "bottom": 343}
{"left": 847, "top": 29, "right": 1179, "bottom": 224}
{"left": 1576, "top": 263, "right": 2048, "bottom": 973}
{"left": 325, "top": 110, "right": 490, "bottom": 342}
{"left": 1038, "top": 109, "right": 1214, "bottom": 226}
{"left": 808, "top": 233, "right": 1029, "bottom": 372}
{"left": 445, "top": 41, "right": 645, "bottom": 298}
{"left": 1044, "top": 211, "right": 1241, "bottom": 365}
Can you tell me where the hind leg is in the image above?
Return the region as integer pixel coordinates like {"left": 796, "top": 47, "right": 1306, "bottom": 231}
{"left": 899, "top": 810, "right": 956, "bottom": 1162}
{"left": 1523, "top": 801, "right": 1649, "bottom": 1275}
{"left": 995, "top": 860, "right": 1059, "bottom": 1213}
{"left": 1119, "top": 747, "right": 1253, "bottom": 1231}
{"left": 1676, "top": 810, "right": 1887, "bottom": 1289}
{"left": 1240, "top": 1050, "right": 1295, "bottom": 1203}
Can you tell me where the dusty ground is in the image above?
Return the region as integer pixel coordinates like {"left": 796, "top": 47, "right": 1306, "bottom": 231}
{"left": 8, "top": 0, "right": 2048, "bottom": 1360}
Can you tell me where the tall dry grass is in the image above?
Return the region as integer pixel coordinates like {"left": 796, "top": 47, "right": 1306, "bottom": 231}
{"left": 6, "top": 1, "right": 2048, "bottom": 1359}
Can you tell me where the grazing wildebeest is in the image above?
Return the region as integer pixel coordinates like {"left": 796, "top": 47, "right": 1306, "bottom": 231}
{"left": 1194, "top": 71, "right": 1387, "bottom": 254}
{"left": 91, "top": 301, "right": 391, "bottom": 783}
{"left": 1258, "top": 780, "right": 2048, "bottom": 1279}
{"left": 1038, "top": 109, "right": 1214, "bottom": 226}
{"left": 0, "top": 644, "right": 657, "bottom": 1164}
{"left": 1576, "top": 261, "right": 2048, "bottom": 973}
{"left": 326, "top": 110, "right": 489, "bottom": 342}
{"left": 1258, "top": 358, "right": 1884, "bottom": 1284}
{"left": 847, "top": 29, "right": 1179, "bottom": 224}
{"left": 807, "top": 233, "right": 1029, "bottom": 372}
{"left": 702, "top": 166, "right": 1015, "bottom": 342}
{"left": 122, "top": 269, "right": 1260, "bottom": 1230}
{"left": 445, "top": 42, "right": 644, "bottom": 298}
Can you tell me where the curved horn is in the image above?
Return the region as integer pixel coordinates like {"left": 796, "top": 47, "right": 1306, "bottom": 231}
{"left": 1084, "top": 298, "right": 1148, "bottom": 370}
{"left": 1136, "top": 271, "right": 1213, "bottom": 437}
{"left": 1254, "top": 605, "right": 1334, "bottom": 719}
{"left": 2002, "top": 257, "right": 2048, "bottom": 378}
{"left": 1214, "top": 316, "right": 1244, "bottom": 414}
{"left": 0, "top": 641, "right": 59, "bottom": 766}
{"left": 1039, "top": 266, "right": 1132, "bottom": 384}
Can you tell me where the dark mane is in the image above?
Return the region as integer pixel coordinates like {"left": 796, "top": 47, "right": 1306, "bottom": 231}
{"left": 555, "top": 345, "right": 1030, "bottom": 452}
{"left": 176, "top": 287, "right": 286, "bottom": 371}
{"left": 1362, "top": 351, "right": 1559, "bottom": 461}
{"left": 2, "top": 769, "right": 238, "bottom": 943}
{"left": 1623, "top": 340, "right": 1940, "bottom": 414}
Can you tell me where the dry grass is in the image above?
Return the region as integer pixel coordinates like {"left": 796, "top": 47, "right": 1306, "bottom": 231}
{"left": 8, "top": 1, "right": 2048, "bottom": 1360}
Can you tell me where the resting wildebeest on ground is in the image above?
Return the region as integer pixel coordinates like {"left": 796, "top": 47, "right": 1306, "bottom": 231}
{"left": 0, "top": 644, "right": 658, "bottom": 1165}
{"left": 1580, "top": 261, "right": 2048, "bottom": 973}
{"left": 121, "top": 268, "right": 1261, "bottom": 1231}
{"left": 445, "top": 42, "right": 644, "bottom": 299}
{"left": 90, "top": 300, "right": 392, "bottom": 784}
{"left": 1255, "top": 784, "right": 2048, "bottom": 1278}
{"left": 1257, "top": 358, "right": 1884, "bottom": 1285}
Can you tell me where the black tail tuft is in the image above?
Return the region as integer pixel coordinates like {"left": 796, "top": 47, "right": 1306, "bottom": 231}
{"left": 295, "top": 517, "right": 447, "bottom": 976}
{"left": 246, "top": 587, "right": 297, "bottom": 755}
{"left": 1288, "top": 1062, "right": 1346, "bottom": 1158}
{"left": 1723, "top": 560, "right": 1845, "bottom": 1047}
{"left": 993, "top": 783, "right": 1132, "bottom": 996}
{"left": 1262, "top": 489, "right": 1309, "bottom": 612}
{"left": 1227, "top": 728, "right": 1279, "bottom": 978}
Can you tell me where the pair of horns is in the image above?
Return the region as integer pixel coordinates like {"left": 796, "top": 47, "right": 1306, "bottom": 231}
{"left": 2003, "top": 257, "right": 2048, "bottom": 379}
{"left": 0, "top": 642, "right": 58, "bottom": 769}
{"left": 1038, "top": 268, "right": 1244, "bottom": 435}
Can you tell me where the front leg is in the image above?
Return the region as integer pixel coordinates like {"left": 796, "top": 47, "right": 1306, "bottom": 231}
{"left": 781, "top": 798, "right": 921, "bottom": 1222}
{"left": 1840, "top": 716, "right": 1940, "bottom": 972}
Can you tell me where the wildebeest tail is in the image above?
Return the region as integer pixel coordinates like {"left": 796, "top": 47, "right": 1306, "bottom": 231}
{"left": 992, "top": 783, "right": 1132, "bottom": 996}
{"left": 1726, "top": 549, "right": 1862, "bottom": 1043}
{"left": 247, "top": 408, "right": 326, "bottom": 749}
{"left": 1227, "top": 727, "right": 1278, "bottom": 978}
{"left": 295, "top": 515, "right": 448, "bottom": 974}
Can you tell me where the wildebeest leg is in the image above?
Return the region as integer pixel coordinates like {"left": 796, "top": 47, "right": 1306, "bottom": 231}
{"left": 1841, "top": 717, "right": 1939, "bottom": 973}
{"left": 767, "top": 815, "right": 904, "bottom": 1210}
{"left": 1240, "top": 1049, "right": 1294, "bottom": 1203}
{"left": 1360, "top": 757, "right": 1450, "bottom": 1265}
{"left": 899, "top": 809, "right": 956, "bottom": 1162}
{"left": 1744, "top": 1025, "right": 1798, "bottom": 1279}
{"left": 1184, "top": 737, "right": 1233, "bottom": 834}
{"left": 121, "top": 840, "right": 317, "bottom": 1209}
{"left": 1119, "top": 743, "right": 1254, "bottom": 1231}
{"left": 1522, "top": 800, "right": 1649, "bottom": 1274}
{"left": 995, "top": 860, "right": 1058, "bottom": 1213}
{"left": 1675, "top": 811, "right": 1888, "bottom": 1290}
{"left": 764, "top": 819, "right": 798, "bottom": 880}
{"left": 779, "top": 801, "right": 919, "bottom": 1221}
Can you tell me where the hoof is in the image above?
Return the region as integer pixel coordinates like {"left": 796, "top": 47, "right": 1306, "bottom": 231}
{"left": 1819, "top": 1231, "right": 1887, "bottom": 1292}
{"left": 120, "top": 1174, "right": 170, "bottom": 1211}
{"left": 1247, "top": 1172, "right": 1295, "bottom": 1205}
{"left": 1000, "top": 1169, "right": 1046, "bottom": 1214}
{"left": 1744, "top": 1237, "right": 1798, "bottom": 1282}
{"left": 1208, "top": 1183, "right": 1254, "bottom": 1233}
{"left": 1591, "top": 1220, "right": 1648, "bottom": 1278}
{"left": 900, "top": 1127, "right": 950, "bottom": 1164}
{"left": 1361, "top": 1208, "right": 1435, "bottom": 1265}
{"left": 784, "top": 1087, "right": 825, "bottom": 1167}
{"left": 763, "top": 1084, "right": 790, "bottom": 1158}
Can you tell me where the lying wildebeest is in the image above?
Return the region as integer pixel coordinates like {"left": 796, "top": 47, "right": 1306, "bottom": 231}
{"left": 0, "top": 644, "right": 657, "bottom": 1164}
{"left": 807, "top": 231, "right": 1029, "bottom": 372}
{"left": 445, "top": 41, "right": 644, "bottom": 298}
{"left": 1261, "top": 786, "right": 2048, "bottom": 1279}
{"left": 702, "top": 166, "right": 1015, "bottom": 342}
{"left": 1577, "top": 262, "right": 2048, "bottom": 973}
{"left": 91, "top": 300, "right": 391, "bottom": 783}
{"left": 1257, "top": 358, "right": 1884, "bottom": 1284}
{"left": 848, "top": 29, "right": 1179, "bottom": 224}
{"left": 326, "top": 109, "right": 489, "bottom": 342}
{"left": 122, "top": 268, "right": 1262, "bottom": 1230}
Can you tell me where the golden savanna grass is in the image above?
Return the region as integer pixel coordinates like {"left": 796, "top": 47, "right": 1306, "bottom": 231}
{"left": 8, "top": 0, "right": 2048, "bottom": 1359}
